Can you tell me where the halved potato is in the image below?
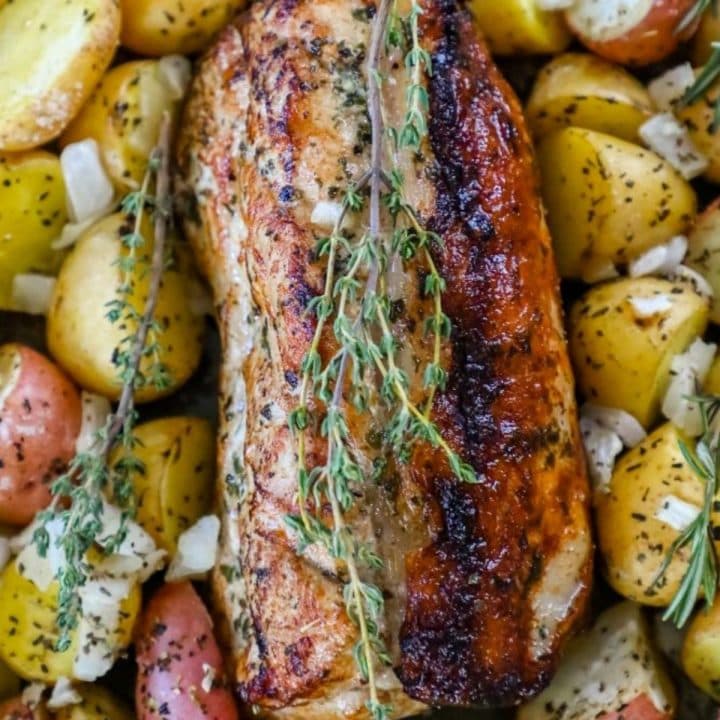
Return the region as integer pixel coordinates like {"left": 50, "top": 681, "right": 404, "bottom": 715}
{"left": 686, "top": 198, "right": 720, "bottom": 322}
{"left": 537, "top": 128, "right": 696, "bottom": 280}
{"left": 568, "top": 277, "right": 709, "bottom": 428}
{"left": 0, "top": 0, "right": 121, "bottom": 151}
{"left": 519, "top": 602, "right": 676, "bottom": 719}
{"left": 47, "top": 213, "right": 204, "bottom": 403}
{"left": 682, "top": 593, "right": 720, "bottom": 701}
{"left": 0, "top": 558, "right": 140, "bottom": 682}
{"left": 565, "top": 0, "right": 698, "bottom": 66}
{"left": 467, "top": 0, "right": 571, "bottom": 55}
{"left": 677, "top": 75, "right": 720, "bottom": 184}
{"left": 596, "top": 422, "right": 716, "bottom": 606}
{"left": 110, "top": 417, "right": 214, "bottom": 553}
{"left": 120, "top": 0, "right": 247, "bottom": 56}
{"left": 526, "top": 53, "right": 654, "bottom": 141}
{"left": 0, "top": 151, "right": 67, "bottom": 308}
{"left": 61, "top": 59, "right": 189, "bottom": 191}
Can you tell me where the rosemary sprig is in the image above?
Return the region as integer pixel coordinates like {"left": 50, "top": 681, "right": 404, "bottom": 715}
{"left": 677, "top": 0, "right": 717, "bottom": 34}
{"left": 652, "top": 395, "right": 720, "bottom": 628}
{"left": 33, "top": 114, "right": 174, "bottom": 651}
{"left": 286, "top": 4, "right": 476, "bottom": 719}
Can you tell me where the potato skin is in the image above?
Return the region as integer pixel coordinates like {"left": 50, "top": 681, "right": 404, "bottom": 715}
{"left": 61, "top": 61, "right": 186, "bottom": 191}
{"left": 566, "top": 0, "right": 698, "bottom": 66}
{"left": 682, "top": 594, "right": 720, "bottom": 701}
{"left": 678, "top": 77, "right": 720, "bottom": 185}
{"left": 526, "top": 53, "right": 654, "bottom": 142}
{"left": 537, "top": 128, "right": 696, "bottom": 280}
{"left": 47, "top": 214, "right": 204, "bottom": 403}
{"left": 0, "top": 152, "right": 67, "bottom": 308}
{"left": 467, "top": 0, "right": 571, "bottom": 55}
{"left": 596, "top": 422, "right": 716, "bottom": 606}
{"left": 568, "top": 277, "right": 709, "bottom": 428}
{"left": 686, "top": 198, "right": 720, "bottom": 323}
{"left": 0, "top": 0, "right": 121, "bottom": 151}
{"left": 135, "top": 582, "right": 239, "bottom": 720}
{"left": 0, "top": 343, "right": 81, "bottom": 526}
{"left": 110, "top": 417, "right": 214, "bottom": 553}
{"left": 120, "top": 0, "right": 247, "bottom": 56}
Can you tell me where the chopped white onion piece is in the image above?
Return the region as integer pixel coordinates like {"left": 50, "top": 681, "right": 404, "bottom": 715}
{"left": 581, "top": 404, "right": 646, "bottom": 448}
{"left": 535, "top": 0, "right": 575, "bottom": 7}
{"left": 311, "top": 200, "right": 343, "bottom": 229}
{"left": 47, "top": 678, "right": 82, "bottom": 710}
{"left": 0, "top": 537, "right": 10, "bottom": 574}
{"left": 580, "top": 416, "right": 623, "bottom": 492}
{"left": 628, "top": 235, "right": 687, "bottom": 278}
{"left": 166, "top": 515, "right": 220, "bottom": 581}
{"left": 639, "top": 113, "right": 709, "bottom": 180}
{"left": 73, "top": 577, "right": 131, "bottom": 681}
{"left": 201, "top": 663, "right": 217, "bottom": 693}
{"left": 628, "top": 294, "right": 673, "bottom": 319}
{"left": 158, "top": 54, "right": 192, "bottom": 100}
{"left": 647, "top": 63, "right": 695, "bottom": 111}
{"left": 75, "top": 392, "right": 111, "bottom": 454}
{"left": 51, "top": 215, "right": 103, "bottom": 251}
{"left": 581, "top": 258, "right": 619, "bottom": 284}
{"left": 21, "top": 683, "right": 45, "bottom": 709}
{"left": 10, "top": 274, "right": 56, "bottom": 316}
{"left": 662, "top": 338, "right": 717, "bottom": 436}
{"left": 655, "top": 494, "right": 701, "bottom": 532}
{"left": 670, "top": 264, "right": 715, "bottom": 299}
{"left": 60, "top": 140, "right": 115, "bottom": 223}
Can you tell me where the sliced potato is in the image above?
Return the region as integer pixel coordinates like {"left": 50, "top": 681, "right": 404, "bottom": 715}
{"left": 526, "top": 53, "right": 654, "bottom": 141}
{"left": 54, "top": 685, "right": 133, "bottom": 720}
{"left": 120, "top": 0, "right": 247, "bottom": 56}
{"left": 47, "top": 213, "right": 204, "bottom": 403}
{"left": 467, "top": 0, "right": 571, "bottom": 55}
{"left": 568, "top": 277, "right": 709, "bottom": 428}
{"left": 566, "top": 0, "right": 698, "bottom": 66}
{"left": 596, "top": 422, "right": 716, "bottom": 606}
{"left": 519, "top": 602, "right": 676, "bottom": 719}
{"left": 110, "top": 417, "right": 214, "bottom": 553}
{"left": 677, "top": 75, "right": 720, "bottom": 184}
{"left": 61, "top": 60, "right": 189, "bottom": 191}
{"left": 0, "top": 152, "right": 67, "bottom": 308}
{"left": 537, "top": 128, "right": 696, "bottom": 280}
{"left": 0, "top": 0, "right": 121, "bottom": 151}
{"left": 0, "top": 558, "right": 140, "bottom": 682}
{"left": 686, "top": 198, "right": 720, "bottom": 322}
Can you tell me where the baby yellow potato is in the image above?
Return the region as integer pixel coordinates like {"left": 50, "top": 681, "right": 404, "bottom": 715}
{"left": 110, "top": 417, "right": 214, "bottom": 553}
{"left": 704, "top": 355, "right": 720, "bottom": 395}
{"left": 686, "top": 198, "right": 720, "bottom": 323}
{"left": 0, "top": 151, "right": 67, "bottom": 308}
{"left": 0, "top": 0, "right": 120, "bottom": 151}
{"left": 47, "top": 213, "right": 205, "bottom": 403}
{"left": 682, "top": 594, "right": 720, "bottom": 701}
{"left": 526, "top": 53, "right": 654, "bottom": 141}
{"left": 61, "top": 59, "right": 188, "bottom": 191}
{"left": 596, "top": 422, "right": 718, "bottom": 607}
{"left": 677, "top": 75, "right": 720, "bottom": 184}
{"left": 0, "top": 559, "right": 140, "bottom": 682}
{"left": 692, "top": 9, "right": 720, "bottom": 66}
{"left": 120, "top": 0, "right": 247, "bottom": 56}
{"left": 538, "top": 127, "right": 697, "bottom": 280}
{"left": 55, "top": 685, "right": 133, "bottom": 720}
{"left": 569, "top": 277, "right": 709, "bottom": 428}
{"left": 467, "top": 0, "right": 571, "bottom": 55}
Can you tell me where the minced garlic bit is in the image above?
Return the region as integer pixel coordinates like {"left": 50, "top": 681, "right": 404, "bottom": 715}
{"left": 655, "top": 494, "right": 701, "bottom": 532}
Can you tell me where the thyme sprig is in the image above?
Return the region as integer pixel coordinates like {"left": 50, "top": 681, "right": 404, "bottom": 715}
{"left": 287, "top": 4, "right": 476, "bottom": 719}
{"left": 652, "top": 395, "right": 720, "bottom": 628}
{"left": 33, "top": 114, "right": 174, "bottom": 651}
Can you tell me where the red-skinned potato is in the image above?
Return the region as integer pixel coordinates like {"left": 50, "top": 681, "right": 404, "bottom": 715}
{"left": 0, "top": 697, "right": 46, "bottom": 720}
{"left": 518, "top": 602, "right": 676, "bottom": 719}
{"left": 135, "top": 582, "right": 239, "bottom": 720}
{"left": 565, "top": 0, "right": 698, "bottom": 66}
{"left": 0, "top": 344, "right": 81, "bottom": 526}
